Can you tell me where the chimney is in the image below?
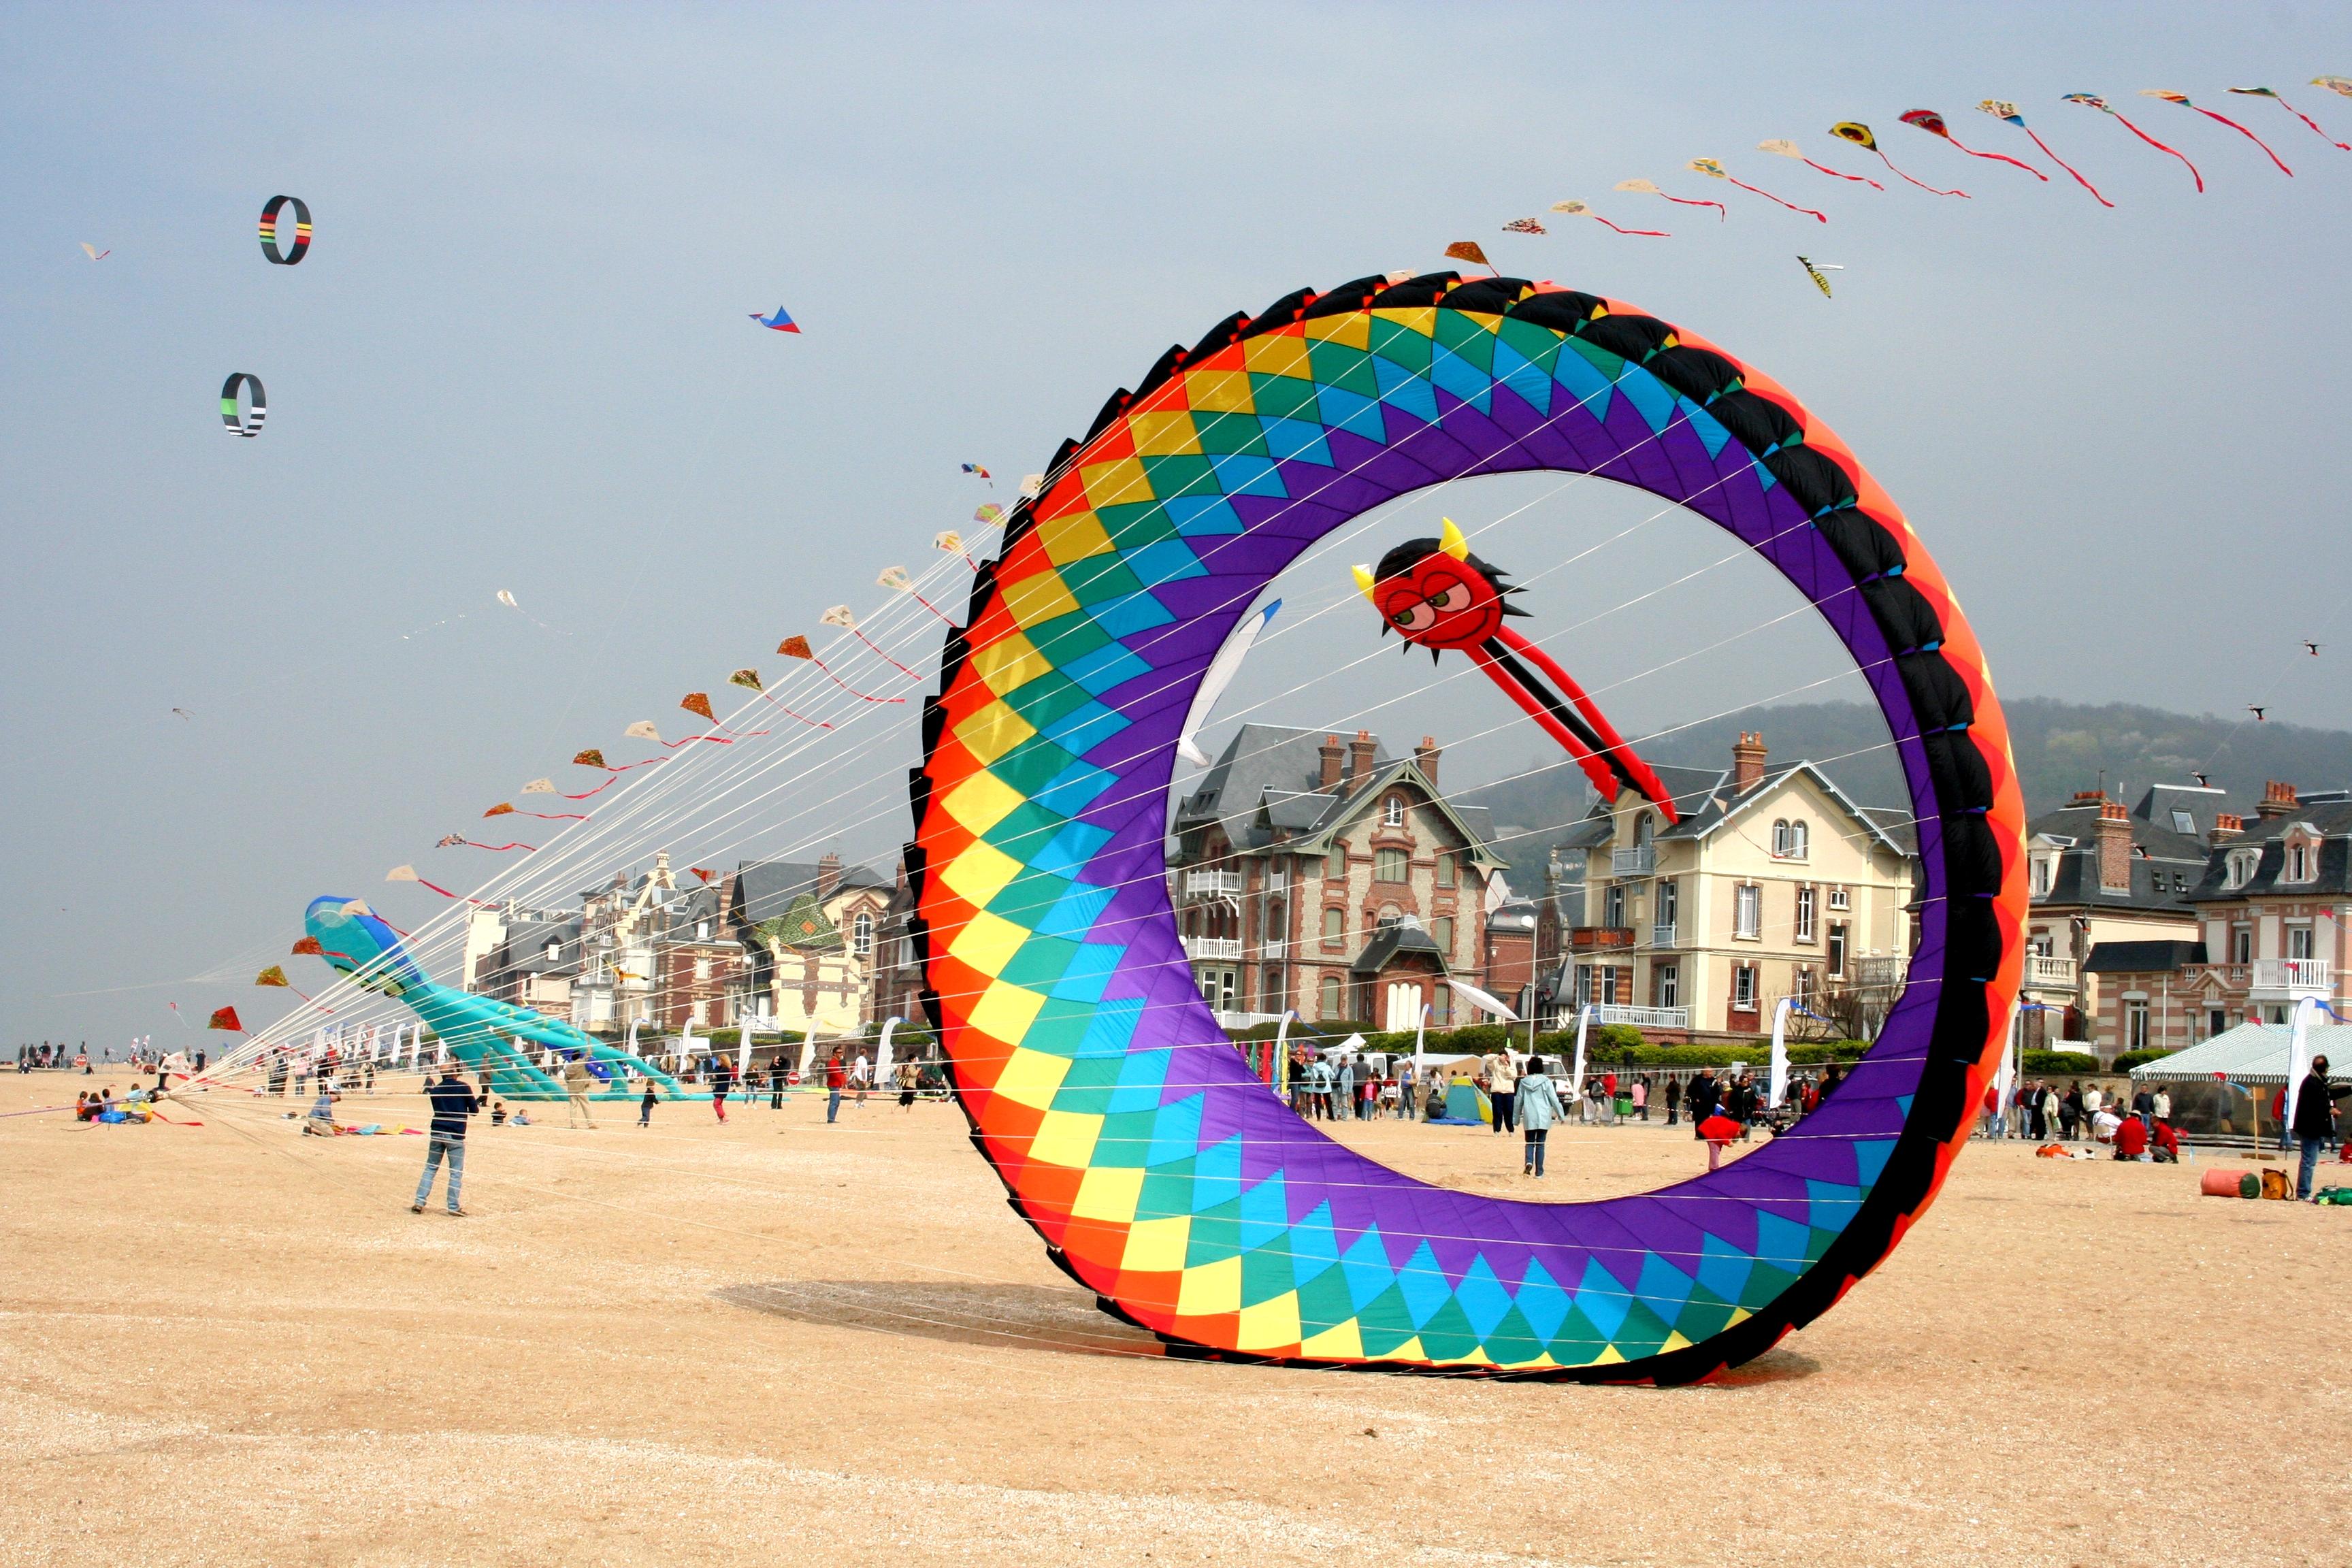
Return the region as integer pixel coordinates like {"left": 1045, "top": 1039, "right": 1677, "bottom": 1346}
{"left": 1348, "top": 729, "right": 1377, "bottom": 791}
{"left": 1319, "top": 734, "right": 1345, "bottom": 793}
{"left": 1732, "top": 732, "right": 1767, "bottom": 794}
{"left": 654, "top": 849, "right": 673, "bottom": 889}
{"left": 2096, "top": 801, "right": 2132, "bottom": 893}
{"left": 1414, "top": 736, "right": 1441, "bottom": 791}
{"left": 2256, "top": 780, "right": 2298, "bottom": 821}
{"left": 817, "top": 851, "right": 843, "bottom": 901}
{"left": 2069, "top": 789, "right": 2106, "bottom": 808}
{"left": 2210, "top": 813, "right": 2244, "bottom": 847}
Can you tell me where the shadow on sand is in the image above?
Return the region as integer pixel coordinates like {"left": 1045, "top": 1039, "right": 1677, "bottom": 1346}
{"left": 716, "top": 1279, "right": 1167, "bottom": 1359}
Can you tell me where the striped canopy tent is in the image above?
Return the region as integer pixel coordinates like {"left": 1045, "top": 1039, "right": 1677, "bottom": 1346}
{"left": 2127, "top": 1022, "right": 2352, "bottom": 1087}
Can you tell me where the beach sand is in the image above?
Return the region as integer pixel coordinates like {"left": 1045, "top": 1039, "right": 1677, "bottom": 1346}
{"left": 3, "top": 1073, "right": 2345, "bottom": 1567}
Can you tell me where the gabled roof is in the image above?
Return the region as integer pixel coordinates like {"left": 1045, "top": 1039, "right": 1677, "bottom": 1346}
{"left": 1350, "top": 920, "right": 1448, "bottom": 975}
{"left": 1177, "top": 723, "right": 1505, "bottom": 870}
{"left": 2083, "top": 939, "right": 2208, "bottom": 975}
{"left": 1608, "top": 760, "right": 1912, "bottom": 860}
{"left": 2133, "top": 782, "right": 2230, "bottom": 843}
{"left": 750, "top": 890, "right": 843, "bottom": 953}
{"left": 730, "top": 858, "right": 889, "bottom": 926}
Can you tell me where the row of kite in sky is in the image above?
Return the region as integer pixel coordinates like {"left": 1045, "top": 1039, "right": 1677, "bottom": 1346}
{"left": 1449, "top": 83, "right": 2352, "bottom": 296}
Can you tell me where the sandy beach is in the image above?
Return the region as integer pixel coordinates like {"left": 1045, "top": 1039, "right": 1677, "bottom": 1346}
{"left": 3, "top": 1073, "right": 2346, "bottom": 1568}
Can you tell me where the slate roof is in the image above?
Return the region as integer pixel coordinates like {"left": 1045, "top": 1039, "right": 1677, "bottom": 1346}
{"left": 1175, "top": 723, "right": 1505, "bottom": 870}
{"left": 2133, "top": 783, "right": 2230, "bottom": 843}
{"left": 1350, "top": 920, "right": 1449, "bottom": 976}
{"left": 2083, "top": 939, "right": 2208, "bottom": 975}
{"left": 657, "top": 883, "right": 739, "bottom": 945}
{"left": 2186, "top": 796, "right": 2352, "bottom": 902}
{"left": 1563, "top": 760, "right": 1912, "bottom": 860}
{"left": 2027, "top": 794, "right": 2209, "bottom": 915}
{"left": 730, "top": 858, "right": 890, "bottom": 926}
{"left": 482, "top": 914, "right": 584, "bottom": 983}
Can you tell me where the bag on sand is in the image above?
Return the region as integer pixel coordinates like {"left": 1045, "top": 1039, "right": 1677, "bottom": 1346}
{"left": 2261, "top": 1167, "right": 2292, "bottom": 1201}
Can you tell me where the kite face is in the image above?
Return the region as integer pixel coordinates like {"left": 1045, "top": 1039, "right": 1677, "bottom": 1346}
{"left": 1368, "top": 533, "right": 1509, "bottom": 652}
{"left": 910, "top": 275, "right": 2025, "bottom": 1383}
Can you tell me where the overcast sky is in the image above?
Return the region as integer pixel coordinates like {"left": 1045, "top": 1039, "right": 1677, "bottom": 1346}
{"left": 5, "top": 3, "right": 2348, "bottom": 1048}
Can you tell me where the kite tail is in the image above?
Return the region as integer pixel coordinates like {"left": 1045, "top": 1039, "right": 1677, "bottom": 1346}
{"left": 1804, "top": 158, "right": 1884, "bottom": 190}
{"left": 906, "top": 591, "right": 958, "bottom": 625}
{"left": 2271, "top": 97, "right": 2351, "bottom": 150}
{"left": 1589, "top": 216, "right": 1671, "bottom": 237}
{"left": 510, "top": 810, "right": 590, "bottom": 821}
{"left": 2022, "top": 129, "right": 2113, "bottom": 205}
{"left": 850, "top": 627, "right": 920, "bottom": 680}
{"left": 1940, "top": 135, "right": 2044, "bottom": 179}
{"left": 755, "top": 693, "right": 836, "bottom": 729}
{"left": 809, "top": 656, "right": 907, "bottom": 704}
{"left": 1872, "top": 148, "right": 1971, "bottom": 196}
{"left": 452, "top": 840, "right": 536, "bottom": 853}
{"left": 1659, "top": 194, "right": 1728, "bottom": 220}
{"left": 1727, "top": 176, "right": 1828, "bottom": 221}
{"left": 2195, "top": 106, "right": 2294, "bottom": 174}
{"left": 2112, "top": 114, "right": 2204, "bottom": 191}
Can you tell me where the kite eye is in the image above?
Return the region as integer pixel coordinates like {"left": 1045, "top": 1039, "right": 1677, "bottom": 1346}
{"left": 1389, "top": 602, "right": 1437, "bottom": 633}
{"left": 1428, "top": 584, "right": 1469, "bottom": 613}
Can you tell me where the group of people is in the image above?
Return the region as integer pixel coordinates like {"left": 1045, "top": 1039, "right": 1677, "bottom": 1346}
{"left": 18, "top": 1043, "right": 206, "bottom": 1076}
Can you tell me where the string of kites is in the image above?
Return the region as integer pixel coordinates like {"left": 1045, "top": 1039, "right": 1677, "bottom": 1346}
{"left": 1458, "top": 84, "right": 2351, "bottom": 297}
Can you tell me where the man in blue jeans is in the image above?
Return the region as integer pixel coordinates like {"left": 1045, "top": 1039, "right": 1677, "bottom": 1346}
{"left": 2293, "top": 1053, "right": 2349, "bottom": 1200}
{"left": 412, "top": 1063, "right": 482, "bottom": 1215}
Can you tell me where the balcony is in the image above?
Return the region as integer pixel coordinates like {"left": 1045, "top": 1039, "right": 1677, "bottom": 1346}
{"left": 1183, "top": 936, "right": 1243, "bottom": 962}
{"left": 1183, "top": 870, "right": 1242, "bottom": 898}
{"left": 1648, "top": 921, "right": 1678, "bottom": 949}
{"left": 2023, "top": 954, "right": 2076, "bottom": 990}
{"left": 1568, "top": 926, "right": 1636, "bottom": 953}
{"left": 1213, "top": 1009, "right": 1286, "bottom": 1032}
{"left": 1594, "top": 1003, "right": 1688, "bottom": 1030}
{"left": 1612, "top": 846, "right": 1656, "bottom": 877}
{"left": 2251, "top": 958, "right": 2332, "bottom": 996}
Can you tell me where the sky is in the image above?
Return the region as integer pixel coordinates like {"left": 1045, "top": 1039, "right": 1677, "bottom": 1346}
{"left": 5, "top": 2, "right": 2349, "bottom": 1049}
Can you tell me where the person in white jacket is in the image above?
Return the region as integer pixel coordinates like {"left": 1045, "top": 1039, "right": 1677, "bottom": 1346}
{"left": 1514, "top": 1057, "right": 1567, "bottom": 1177}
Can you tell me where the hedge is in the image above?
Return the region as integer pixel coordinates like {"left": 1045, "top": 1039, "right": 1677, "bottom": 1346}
{"left": 1234, "top": 1019, "right": 1869, "bottom": 1071}
{"left": 2106, "top": 1050, "right": 2166, "bottom": 1074}
{"left": 2023, "top": 1050, "right": 2102, "bottom": 1075}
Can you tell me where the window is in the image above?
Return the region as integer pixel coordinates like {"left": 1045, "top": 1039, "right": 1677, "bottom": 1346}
{"left": 1435, "top": 851, "right": 1456, "bottom": 888}
{"left": 545, "top": 940, "right": 561, "bottom": 962}
{"left": 1654, "top": 962, "right": 1680, "bottom": 1009}
{"left": 1326, "top": 847, "right": 1348, "bottom": 880}
{"left": 1828, "top": 886, "right": 1849, "bottom": 911}
{"left": 1655, "top": 877, "right": 1678, "bottom": 932}
{"left": 2171, "top": 809, "right": 2197, "bottom": 834}
{"left": 1733, "top": 965, "right": 1757, "bottom": 1011}
{"left": 1320, "top": 974, "right": 1343, "bottom": 1018}
{"left": 2224, "top": 849, "right": 2258, "bottom": 889}
{"left": 696, "top": 919, "right": 710, "bottom": 941}
{"left": 2031, "top": 856, "right": 2053, "bottom": 896}
{"left": 2287, "top": 840, "right": 2313, "bottom": 882}
{"left": 1322, "top": 906, "right": 1345, "bottom": 943}
{"left": 690, "top": 999, "right": 708, "bottom": 1026}
{"left": 1605, "top": 883, "right": 1627, "bottom": 928}
{"left": 2125, "top": 998, "right": 2150, "bottom": 1053}
{"left": 1384, "top": 796, "right": 1405, "bottom": 828}
{"left": 693, "top": 957, "right": 710, "bottom": 982}
{"left": 2232, "top": 925, "right": 2253, "bottom": 964}
{"left": 1828, "top": 921, "right": 1849, "bottom": 979}
{"left": 1433, "top": 915, "right": 1455, "bottom": 952}
{"left": 2208, "top": 1008, "right": 2228, "bottom": 1041}
{"left": 1771, "top": 819, "right": 1789, "bottom": 857}
{"left": 1789, "top": 821, "right": 1809, "bottom": 859}
{"left": 1430, "top": 987, "right": 1452, "bottom": 1026}
{"left": 1794, "top": 966, "right": 1815, "bottom": 1005}
{"left": 1373, "top": 847, "right": 1407, "bottom": 882}
{"left": 2289, "top": 924, "right": 2315, "bottom": 961}
{"left": 1795, "top": 885, "right": 1817, "bottom": 943}
{"left": 1734, "top": 883, "right": 1761, "bottom": 941}
{"left": 853, "top": 911, "right": 874, "bottom": 957}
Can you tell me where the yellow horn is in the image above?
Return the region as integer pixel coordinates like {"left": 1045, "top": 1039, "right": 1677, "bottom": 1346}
{"left": 1351, "top": 564, "right": 1378, "bottom": 603}
{"left": 1439, "top": 517, "right": 1472, "bottom": 560}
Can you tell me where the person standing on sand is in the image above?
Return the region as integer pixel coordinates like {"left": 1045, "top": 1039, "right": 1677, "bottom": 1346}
{"left": 709, "top": 1053, "right": 735, "bottom": 1124}
{"left": 1663, "top": 1074, "right": 1682, "bottom": 1126}
{"left": 896, "top": 1058, "right": 920, "bottom": 1110}
{"left": 824, "top": 1047, "right": 847, "bottom": 1124}
{"left": 1488, "top": 1049, "right": 1518, "bottom": 1137}
{"left": 2293, "top": 1054, "right": 2351, "bottom": 1200}
{"left": 563, "top": 1056, "right": 598, "bottom": 1130}
{"left": 412, "top": 1064, "right": 480, "bottom": 1215}
{"left": 1514, "top": 1055, "right": 1565, "bottom": 1177}
{"left": 638, "top": 1075, "right": 658, "bottom": 1128}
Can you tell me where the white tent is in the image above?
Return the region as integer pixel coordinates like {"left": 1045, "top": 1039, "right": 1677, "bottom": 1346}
{"left": 2127, "top": 1021, "right": 2352, "bottom": 1087}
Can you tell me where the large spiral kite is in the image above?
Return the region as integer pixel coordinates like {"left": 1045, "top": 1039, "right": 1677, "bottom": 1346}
{"left": 909, "top": 273, "right": 2024, "bottom": 1382}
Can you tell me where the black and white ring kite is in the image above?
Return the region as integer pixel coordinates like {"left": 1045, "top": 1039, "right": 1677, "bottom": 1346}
{"left": 220, "top": 373, "right": 266, "bottom": 438}
{"left": 258, "top": 195, "right": 312, "bottom": 265}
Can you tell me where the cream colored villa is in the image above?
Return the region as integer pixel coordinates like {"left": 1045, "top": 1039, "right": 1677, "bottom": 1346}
{"left": 1552, "top": 733, "right": 1917, "bottom": 1041}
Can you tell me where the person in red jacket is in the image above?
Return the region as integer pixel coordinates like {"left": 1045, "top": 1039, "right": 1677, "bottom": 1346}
{"left": 824, "top": 1048, "right": 847, "bottom": 1124}
{"left": 2113, "top": 1115, "right": 2149, "bottom": 1161}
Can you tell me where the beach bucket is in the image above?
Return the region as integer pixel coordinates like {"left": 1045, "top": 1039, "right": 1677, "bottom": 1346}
{"left": 2200, "top": 1169, "right": 2257, "bottom": 1199}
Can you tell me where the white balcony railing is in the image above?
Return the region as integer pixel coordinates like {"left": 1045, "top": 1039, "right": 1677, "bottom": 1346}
{"left": 1594, "top": 1003, "right": 1688, "bottom": 1030}
{"left": 2024, "top": 954, "right": 2076, "bottom": 988}
{"left": 2252, "top": 958, "right": 2332, "bottom": 994}
{"left": 1649, "top": 921, "right": 1678, "bottom": 949}
{"left": 1213, "top": 1009, "right": 1285, "bottom": 1032}
{"left": 1612, "top": 846, "right": 1656, "bottom": 877}
{"left": 1183, "top": 936, "right": 1243, "bottom": 962}
{"left": 1183, "top": 870, "right": 1243, "bottom": 898}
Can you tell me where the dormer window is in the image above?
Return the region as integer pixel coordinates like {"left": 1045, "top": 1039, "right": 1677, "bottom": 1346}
{"left": 2170, "top": 809, "right": 2196, "bottom": 834}
{"left": 2223, "top": 848, "right": 2259, "bottom": 889}
{"left": 2284, "top": 834, "right": 2317, "bottom": 883}
{"left": 2031, "top": 855, "right": 2055, "bottom": 896}
{"left": 1771, "top": 819, "right": 1810, "bottom": 860}
{"left": 696, "top": 919, "right": 710, "bottom": 941}
{"left": 1384, "top": 796, "right": 1405, "bottom": 828}
{"left": 544, "top": 940, "right": 561, "bottom": 962}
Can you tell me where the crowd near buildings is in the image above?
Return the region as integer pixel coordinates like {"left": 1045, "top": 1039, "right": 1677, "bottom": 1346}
{"left": 393, "top": 723, "right": 2350, "bottom": 1068}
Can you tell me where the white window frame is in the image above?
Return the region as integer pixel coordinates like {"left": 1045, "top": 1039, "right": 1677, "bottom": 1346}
{"left": 1827, "top": 921, "right": 1849, "bottom": 979}
{"left": 1795, "top": 885, "right": 1816, "bottom": 943}
{"left": 1733, "top": 965, "right": 1757, "bottom": 1011}
{"left": 853, "top": 911, "right": 875, "bottom": 957}
{"left": 1789, "top": 820, "right": 1809, "bottom": 860}
{"left": 1828, "top": 885, "right": 1850, "bottom": 911}
{"left": 1384, "top": 796, "right": 1405, "bottom": 828}
{"left": 1734, "top": 883, "right": 1761, "bottom": 941}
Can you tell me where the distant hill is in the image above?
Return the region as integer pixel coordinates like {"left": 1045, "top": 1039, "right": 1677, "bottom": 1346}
{"left": 1459, "top": 698, "right": 2352, "bottom": 872}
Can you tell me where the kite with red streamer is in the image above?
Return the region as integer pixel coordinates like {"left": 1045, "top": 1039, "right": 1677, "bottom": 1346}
{"left": 780, "top": 633, "right": 905, "bottom": 703}
{"left": 208, "top": 1007, "right": 244, "bottom": 1032}
{"left": 386, "top": 865, "right": 495, "bottom": 906}
{"left": 438, "top": 834, "right": 535, "bottom": 853}
{"left": 725, "top": 668, "right": 833, "bottom": 729}
{"left": 877, "top": 566, "right": 957, "bottom": 625}
{"left": 1685, "top": 158, "right": 1827, "bottom": 221}
{"left": 1897, "top": 109, "right": 2038, "bottom": 180}
{"left": 2227, "top": 86, "right": 2349, "bottom": 150}
{"left": 255, "top": 964, "right": 332, "bottom": 1009}
{"left": 2140, "top": 90, "right": 2293, "bottom": 176}
{"left": 2061, "top": 94, "right": 2205, "bottom": 192}
{"left": 1612, "top": 178, "right": 1725, "bottom": 220}
{"left": 1547, "top": 199, "right": 1668, "bottom": 237}
{"left": 484, "top": 801, "right": 587, "bottom": 822}
{"left": 1827, "top": 123, "right": 1968, "bottom": 197}
{"left": 1977, "top": 102, "right": 2111, "bottom": 206}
